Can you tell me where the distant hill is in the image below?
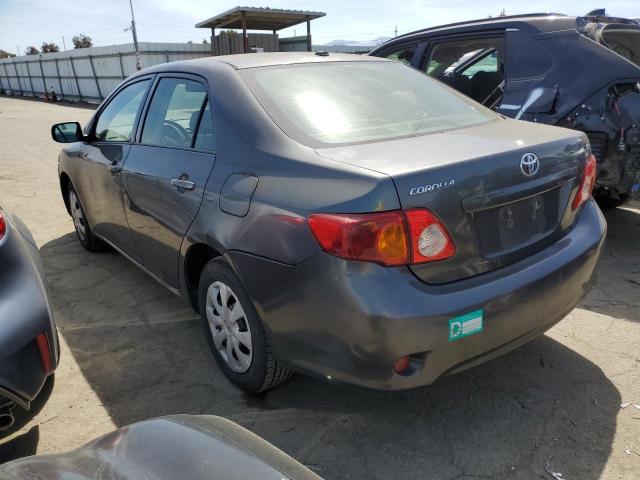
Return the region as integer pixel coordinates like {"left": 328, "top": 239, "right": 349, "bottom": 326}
{"left": 323, "top": 36, "right": 391, "bottom": 47}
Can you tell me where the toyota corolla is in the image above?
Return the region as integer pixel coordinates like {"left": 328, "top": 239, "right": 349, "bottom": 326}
{"left": 51, "top": 52, "right": 606, "bottom": 393}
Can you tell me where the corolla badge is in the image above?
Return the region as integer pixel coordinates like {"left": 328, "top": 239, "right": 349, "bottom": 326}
{"left": 409, "top": 179, "right": 455, "bottom": 196}
{"left": 520, "top": 153, "right": 540, "bottom": 176}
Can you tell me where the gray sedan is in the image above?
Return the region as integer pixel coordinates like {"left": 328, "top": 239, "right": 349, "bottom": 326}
{"left": 0, "top": 207, "right": 58, "bottom": 431}
{"left": 51, "top": 52, "right": 606, "bottom": 393}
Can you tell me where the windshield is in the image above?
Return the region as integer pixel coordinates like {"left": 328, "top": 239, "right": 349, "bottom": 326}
{"left": 240, "top": 61, "right": 497, "bottom": 146}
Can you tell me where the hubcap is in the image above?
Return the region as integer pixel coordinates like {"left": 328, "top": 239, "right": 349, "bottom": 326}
{"left": 205, "top": 281, "right": 253, "bottom": 373}
{"left": 69, "top": 190, "right": 86, "bottom": 239}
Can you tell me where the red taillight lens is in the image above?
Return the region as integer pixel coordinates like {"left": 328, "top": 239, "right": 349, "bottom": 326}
{"left": 0, "top": 209, "right": 6, "bottom": 240}
{"left": 308, "top": 211, "right": 408, "bottom": 266}
{"left": 572, "top": 153, "right": 597, "bottom": 211}
{"left": 308, "top": 209, "right": 455, "bottom": 266}
{"left": 405, "top": 209, "right": 456, "bottom": 263}
{"left": 36, "top": 332, "right": 54, "bottom": 375}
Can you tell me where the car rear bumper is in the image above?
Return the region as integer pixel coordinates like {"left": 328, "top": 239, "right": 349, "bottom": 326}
{"left": 229, "top": 199, "right": 606, "bottom": 390}
{"left": 0, "top": 214, "right": 59, "bottom": 409}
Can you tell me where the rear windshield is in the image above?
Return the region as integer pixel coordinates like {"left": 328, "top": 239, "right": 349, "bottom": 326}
{"left": 240, "top": 61, "right": 497, "bottom": 146}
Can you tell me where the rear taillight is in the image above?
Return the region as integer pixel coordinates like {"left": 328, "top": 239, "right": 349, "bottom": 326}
{"left": 405, "top": 209, "right": 456, "bottom": 263}
{"left": 0, "top": 209, "right": 5, "bottom": 240}
{"left": 572, "top": 153, "right": 597, "bottom": 211}
{"left": 307, "top": 211, "right": 408, "bottom": 266}
{"left": 307, "top": 209, "right": 455, "bottom": 266}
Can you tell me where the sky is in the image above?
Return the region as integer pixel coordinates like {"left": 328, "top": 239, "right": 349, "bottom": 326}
{"left": 0, "top": 0, "right": 638, "bottom": 54}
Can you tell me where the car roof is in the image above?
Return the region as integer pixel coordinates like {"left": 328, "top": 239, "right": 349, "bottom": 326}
{"left": 392, "top": 13, "right": 579, "bottom": 41}
{"left": 147, "top": 52, "right": 390, "bottom": 73}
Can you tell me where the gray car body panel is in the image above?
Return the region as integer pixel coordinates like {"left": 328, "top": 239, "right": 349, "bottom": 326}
{"left": 0, "top": 210, "right": 58, "bottom": 409}
{"left": 0, "top": 415, "right": 323, "bottom": 480}
{"left": 57, "top": 53, "right": 606, "bottom": 390}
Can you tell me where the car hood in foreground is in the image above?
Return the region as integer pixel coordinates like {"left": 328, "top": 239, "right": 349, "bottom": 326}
{"left": 0, "top": 415, "right": 323, "bottom": 480}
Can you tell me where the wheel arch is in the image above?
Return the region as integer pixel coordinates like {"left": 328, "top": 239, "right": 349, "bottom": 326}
{"left": 184, "top": 242, "right": 222, "bottom": 312}
{"left": 59, "top": 172, "right": 72, "bottom": 215}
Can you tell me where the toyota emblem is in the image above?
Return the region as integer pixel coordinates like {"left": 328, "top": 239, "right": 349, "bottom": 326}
{"left": 520, "top": 153, "right": 540, "bottom": 176}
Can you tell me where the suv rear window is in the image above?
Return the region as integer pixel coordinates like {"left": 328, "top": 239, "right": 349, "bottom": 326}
{"left": 240, "top": 61, "right": 497, "bottom": 146}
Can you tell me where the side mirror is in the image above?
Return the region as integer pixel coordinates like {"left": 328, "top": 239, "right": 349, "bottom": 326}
{"left": 520, "top": 87, "right": 559, "bottom": 115}
{"left": 51, "top": 122, "right": 84, "bottom": 143}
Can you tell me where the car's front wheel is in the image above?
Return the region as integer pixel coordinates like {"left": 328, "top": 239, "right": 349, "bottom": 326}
{"left": 198, "top": 258, "right": 292, "bottom": 393}
{"left": 68, "top": 185, "right": 105, "bottom": 252}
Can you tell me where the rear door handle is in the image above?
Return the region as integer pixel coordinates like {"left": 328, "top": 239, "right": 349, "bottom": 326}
{"left": 170, "top": 178, "right": 195, "bottom": 191}
{"left": 109, "top": 164, "right": 122, "bottom": 175}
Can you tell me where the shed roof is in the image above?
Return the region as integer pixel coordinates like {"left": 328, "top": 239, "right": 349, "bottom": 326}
{"left": 195, "top": 6, "right": 326, "bottom": 31}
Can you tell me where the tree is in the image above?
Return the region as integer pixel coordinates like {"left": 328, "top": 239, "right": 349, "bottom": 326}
{"left": 203, "top": 38, "right": 209, "bottom": 44}
{"left": 25, "top": 46, "right": 39, "bottom": 55}
{"left": 72, "top": 34, "right": 93, "bottom": 49}
{"left": 0, "top": 49, "right": 15, "bottom": 59}
{"left": 41, "top": 42, "right": 60, "bottom": 53}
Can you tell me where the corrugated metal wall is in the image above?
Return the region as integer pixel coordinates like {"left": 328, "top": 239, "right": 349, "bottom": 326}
{"left": 212, "top": 32, "right": 280, "bottom": 55}
{"left": 0, "top": 42, "right": 212, "bottom": 103}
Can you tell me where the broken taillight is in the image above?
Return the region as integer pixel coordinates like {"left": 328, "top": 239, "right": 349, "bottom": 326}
{"left": 572, "top": 153, "right": 597, "bottom": 211}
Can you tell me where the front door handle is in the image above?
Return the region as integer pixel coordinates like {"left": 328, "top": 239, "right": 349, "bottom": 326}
{"left": 171, "top": 178, "right": 195, "bottom": 191}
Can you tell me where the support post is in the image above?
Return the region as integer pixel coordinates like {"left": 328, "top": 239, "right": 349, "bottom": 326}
{"left": 25, "top": 61, "right": 35, "bottom": 97}
{"left": 53, "top": 58, "right": 64, "bottom": 101}
{"left": 88, "top": 54, "right": 103, "bottom": 99}
{"left": 12, "top": 61, "right": 23, "bottom": 96}
{"left": 306, "top": 15, "right": 312, "bottom": 52}
{"left": 117, "top": 52, "right": 126, "bottom": 79}
{"left": 164, "top": 50, "right": 169, "bottom": 63}
{"left": 68, "top": 56, "right": 82, "bottom": 102}
{"left": 38, "top": 58, "right": 46, "bottom": 97}
{"left": 241, "top": 11, "right": 248, "bottom": 53}
{"left": 0, "top": 63, "right": 5, "bottom": 92}
{"left": 211, "top": 28, "right": 215, "bottom": 54}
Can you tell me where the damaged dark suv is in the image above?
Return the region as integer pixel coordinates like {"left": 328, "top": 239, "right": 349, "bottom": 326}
{"left": 371, "top": 11, "right": 640, "bottom": 207}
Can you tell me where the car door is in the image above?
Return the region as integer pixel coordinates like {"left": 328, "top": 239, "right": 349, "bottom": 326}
{"left": 121, "top": 74, "right": 217, "bottom": 287}
{"left": 78, "top": 78, "right": 152, "bottom": 257}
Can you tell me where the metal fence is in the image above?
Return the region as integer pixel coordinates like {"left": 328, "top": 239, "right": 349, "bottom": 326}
{"left": 0, "top": 40, "right": 379, "bottom": 104}
{"left": 0, "top": 42, "right": 212, "bottom": 103}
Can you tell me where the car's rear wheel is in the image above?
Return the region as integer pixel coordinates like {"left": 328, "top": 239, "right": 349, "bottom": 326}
{"left": 198, "top": 258, "right": 292, "bottom": 393}
{"left": 594, "top": 190, "right": 630, "bottom": 210}
{"left": 68, "top": 185, "right": 105, "bottom": 252}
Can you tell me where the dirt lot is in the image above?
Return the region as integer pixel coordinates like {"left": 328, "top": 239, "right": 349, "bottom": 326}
{"left": 0, "top": 96, "right": 638, "bottom": 479}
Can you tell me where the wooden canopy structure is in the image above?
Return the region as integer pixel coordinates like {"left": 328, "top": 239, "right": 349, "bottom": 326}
{"left": 196, "top": 6, "right": 326, "bottom": 53}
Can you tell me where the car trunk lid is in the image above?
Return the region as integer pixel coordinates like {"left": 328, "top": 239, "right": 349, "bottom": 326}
{"left": 316, "top": 119, "right": 588, "bottom": 284}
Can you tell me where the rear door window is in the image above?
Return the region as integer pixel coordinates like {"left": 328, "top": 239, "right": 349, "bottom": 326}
{"left": 193, "top": 102, "right": 216, "bottom": 152}
{"left": 141, "top": 78, "right": 208, "bottom": 149}
{"left": 424, "top": 37, "right": 505, "bottom": 106}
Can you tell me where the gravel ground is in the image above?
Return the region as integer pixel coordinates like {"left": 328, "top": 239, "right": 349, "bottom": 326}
{"left": 0, "top": 96, "right": 638, "bottom": 479}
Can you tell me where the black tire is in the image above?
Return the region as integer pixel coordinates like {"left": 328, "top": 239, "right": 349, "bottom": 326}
{"left": 594, "top": 191, "right": 630, "bottom": 210}
{"left": 68, "top": 184, "right": 105, "bottom": 252}
{"left": 198, "top": 258, "right": 292, "bottom": 393}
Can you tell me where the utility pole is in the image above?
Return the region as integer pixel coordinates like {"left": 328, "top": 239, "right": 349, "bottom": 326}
{"left": 394, "top": 25, "right": 398, "bottom": 37}
{"left": 128, "top": 0, "right": 142, "bottom": 70}
{"left": 16, "top": 45, "right": 20, "bottom": 56}
{"left": 61, "top": 37, "right": 67, "bottom": 51}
